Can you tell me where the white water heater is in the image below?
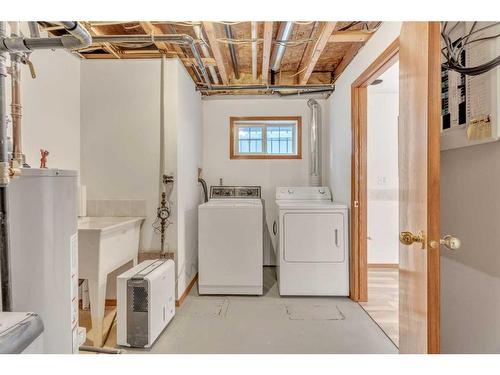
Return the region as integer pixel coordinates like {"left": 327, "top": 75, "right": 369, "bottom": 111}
{"left": 117, "top": 259, "right": 175, "bottom": 348}
{"left": 8, "top": 168, "right": 79, "bottom": 353}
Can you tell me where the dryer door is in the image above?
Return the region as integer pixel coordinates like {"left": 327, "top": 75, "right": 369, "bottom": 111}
{"left": 283, "top": 212, "right": 345, "bottom": 263}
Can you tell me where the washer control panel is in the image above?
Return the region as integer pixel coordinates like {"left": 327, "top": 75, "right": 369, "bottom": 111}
{"left": 210, "top": 186, "right": 261, "bottom": 199}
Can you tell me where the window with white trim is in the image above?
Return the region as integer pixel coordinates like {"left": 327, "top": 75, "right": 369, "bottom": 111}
{"left": 230, "top": 117, "right": 302, "bottom": 159}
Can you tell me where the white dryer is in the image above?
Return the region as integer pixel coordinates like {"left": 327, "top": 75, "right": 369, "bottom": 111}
{"left": 274, "top": 187, "right": 349, "bottom": 296}
{"left": 198, "top": 186, "right": 263, "bottom": 295}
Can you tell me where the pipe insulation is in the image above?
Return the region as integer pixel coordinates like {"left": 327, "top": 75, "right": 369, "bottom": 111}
{"left": 308, "top": 99, "right": 322, "bottom": 187}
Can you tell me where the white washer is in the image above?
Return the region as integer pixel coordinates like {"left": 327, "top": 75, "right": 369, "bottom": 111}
{"left": 274, "top": 187, "right": 349, "bottom": 296}
{"left": 198, "top": 186, "right": 263, "bottom": 295}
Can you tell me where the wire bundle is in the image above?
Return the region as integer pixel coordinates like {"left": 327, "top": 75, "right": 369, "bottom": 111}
{"left": 441, "top": 22, "right": 500, "bottom": 76}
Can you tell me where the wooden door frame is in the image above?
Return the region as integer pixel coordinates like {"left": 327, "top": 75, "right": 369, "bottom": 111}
{"left": 350, "top": 38, "right": 400, "bottom": 302}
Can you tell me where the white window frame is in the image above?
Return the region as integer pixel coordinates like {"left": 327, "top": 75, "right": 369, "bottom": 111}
{"left": 230, "top": 117, "right": 302, "bottom": 160}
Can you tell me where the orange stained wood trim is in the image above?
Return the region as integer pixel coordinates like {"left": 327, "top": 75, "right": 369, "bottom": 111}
{"left": 426, "top": 21, "right": 442, "bottom": 355}
{"left": 229, "top": 116, "right": 302, "bottom": 160}
{"left": 176, "top": 273, "right": 198, "bottom": 307}
{"left": 350, "top": 37, "right": 400, "bottom": 302}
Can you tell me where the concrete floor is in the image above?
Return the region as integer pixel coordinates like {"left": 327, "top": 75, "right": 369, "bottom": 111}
{"left": 126, "top": 267, "right": 398, "bottom": 354}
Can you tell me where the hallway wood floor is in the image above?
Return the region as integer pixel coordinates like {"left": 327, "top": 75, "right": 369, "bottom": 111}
{"left": 359, "top": 267, "right": 399, "bottom": 347}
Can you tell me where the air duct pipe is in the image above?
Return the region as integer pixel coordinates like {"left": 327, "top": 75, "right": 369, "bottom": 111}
{"left": 308, "top": 99, "right": 322, "bottom": 187}
{"left": 55, "top": 22, "right": 92, "bottom": 49}
{"left": 271, "top": 22, "right": 294, "bottom": 72}
{"left": 27, "top": 22, "right": 40, "bottom": 38}
{"left": 0, "top": 33, "right": 212, "bottom": 89}
{"left": 224, "top": 24, "right": 239, "bottom": 79}
{"left": 193, "top": 26, "right": 219, "bottom": 84}
{"left": 204, "top": 83, "right": 334, "bottom": 91}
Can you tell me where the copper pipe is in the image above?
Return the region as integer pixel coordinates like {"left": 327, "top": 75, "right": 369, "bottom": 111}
{"left": 10, "top": 56, "right": 23, "bottom": 164}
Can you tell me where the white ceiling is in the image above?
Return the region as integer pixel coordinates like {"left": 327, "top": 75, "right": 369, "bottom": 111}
{"left": 368, "top": 61, "right": 399, "bottom": 94}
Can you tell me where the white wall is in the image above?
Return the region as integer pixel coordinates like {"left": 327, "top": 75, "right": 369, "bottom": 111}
{"left": 367, "top": 68, "right": 399, "bottom": 265}
{"left": 326, "top": 22, "right": 402, "bottom": 205}
{"left": 4, "top": 24, "right": 81, "bottom": 171}
{"left": 166, "top": 60, "right": 203, "bottom": 297}
{"left": 80, "top": 59, "right": 161, "bottom": 251}
{"left": 80, "top": 58, "right": 202, "bottom": 298}
{"left": 202, "top": 97, "right": 328, "bottom": 265}
{"left": 441, "top": 141, "right": 500, "bottom": 353}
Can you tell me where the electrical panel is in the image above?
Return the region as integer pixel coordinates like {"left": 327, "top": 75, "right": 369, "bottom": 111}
{"left": 441, "top": 22, "right": 500, "bottom": 150}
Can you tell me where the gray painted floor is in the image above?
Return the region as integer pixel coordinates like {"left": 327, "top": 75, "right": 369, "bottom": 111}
{"left": 129, "top": 267, "right": 398, "bottom": 354}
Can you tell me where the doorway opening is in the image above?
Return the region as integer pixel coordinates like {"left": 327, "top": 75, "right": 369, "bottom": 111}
{"left": 349, "top": 38, "right": 400, "bottom": 345}
{"left": 358, "top": 62, "right": 400, "bottom": 347}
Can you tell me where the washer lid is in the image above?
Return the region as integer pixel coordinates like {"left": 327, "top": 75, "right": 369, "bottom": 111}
{"left": 200, "top": 198, "right": 262, "bottom": 208}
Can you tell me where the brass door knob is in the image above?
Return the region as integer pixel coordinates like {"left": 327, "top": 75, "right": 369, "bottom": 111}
{"left": 400, "top": 231, "right": 426, "bottom": 249}
{"left": 430, "top": 235, "right": 461, "bottom": 250}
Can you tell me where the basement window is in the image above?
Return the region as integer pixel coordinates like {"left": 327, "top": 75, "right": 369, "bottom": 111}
{"left": 230, "top": 117, "right": 302, "bottom": 159}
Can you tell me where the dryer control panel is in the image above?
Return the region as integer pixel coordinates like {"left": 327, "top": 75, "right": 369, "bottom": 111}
{"left": 210, "top": 186, "right": 261, "bottom": 199}
{"left": 276, "top": 186, "right": 332, "bottom": 201}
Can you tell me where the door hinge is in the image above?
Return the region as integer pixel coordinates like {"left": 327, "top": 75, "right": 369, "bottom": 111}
{"left": 353, "top": 200, "right": 359, "bottom": 208}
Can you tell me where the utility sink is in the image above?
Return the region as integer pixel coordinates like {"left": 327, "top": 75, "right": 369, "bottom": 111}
{"left": 78, "top": 216, "right": 144, "bottom": 347}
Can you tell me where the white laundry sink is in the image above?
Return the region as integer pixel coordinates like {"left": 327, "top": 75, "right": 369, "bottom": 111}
{"left": 78, "top": 216, "right": 144, "bottom": 347}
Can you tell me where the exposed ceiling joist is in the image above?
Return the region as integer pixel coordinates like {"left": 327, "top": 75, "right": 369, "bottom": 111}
{"left": 261, "top": 21, "right": 274, "bottom": 85}
{"left": 52, "top": 20, "right": 381, "bottom": 95}
{"left": 328, "top": 30, "right": 374, "bottom": 43}
{"left": 202, "top": 21, "right": 230, "bottom": 85}
{"left": 139, "top": 21, "right": 170, "bottom": 52}
{"left": 251, "top": 21, "right": 258, "bottom": 82}
{"left": 298, "top": 22, "right": 337, "bottom": 85}
{"left": 84, "top": 22, "right": 122, "bottom": 59}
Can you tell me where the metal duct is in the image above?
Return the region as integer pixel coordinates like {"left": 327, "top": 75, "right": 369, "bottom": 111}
{"left": 224, "top": 24, "right": 239, "bottom": 79}
{"left": 204, "top": 83, "right": 334, "bottom": 91}
{"left": 193, "top": 26, "right": 219, "bottom": 84}
{"left": 271, "top": 22, "right": 294, "bottom": 72}
{"left": 55, "top": 21, "right": 92, "bottom": 49}
{"left": 0, "top": 33, "right": 212, "bottom": 89}
{"left": 308, "top": 99, "right": 322, "bottom": 187}
{"left": 27, "top": 22, "right": 40, "bottom": 38}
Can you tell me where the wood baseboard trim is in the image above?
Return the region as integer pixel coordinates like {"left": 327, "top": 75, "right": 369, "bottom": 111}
{"left": 176, "top": 273, "right": 198, "bottom": 307}
{"left": 78, "top": 299, "right": 117, "bottom": 309}
{"left": 368, "top": 263, "right": 399, "bottom": 269}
